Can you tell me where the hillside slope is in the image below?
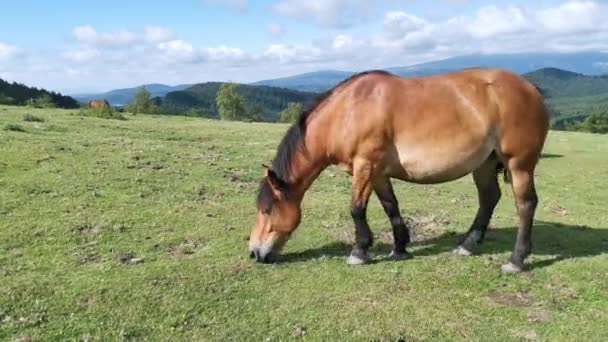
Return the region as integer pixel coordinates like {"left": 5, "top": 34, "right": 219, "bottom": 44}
{"left": 0, "top": 78, "right": 79, "bottom": 108}
{"left": 253, "top": 52, "right": 608, "bottom": 92}
{"left": 1, "top": 105, "right": 607, "bottom": 340}
{"left": 162, "top": 82, "right": 318, "bottom": 120}
{"left": 72, "top": 83, "right": 192, "bottom": 105}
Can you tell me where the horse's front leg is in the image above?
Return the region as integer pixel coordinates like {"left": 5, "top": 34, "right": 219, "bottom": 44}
{"left": 373, "top": 177, "right": 412, "bottom": 260}
{"left": 347, "top": 159, "right": 375, "bottom": 265}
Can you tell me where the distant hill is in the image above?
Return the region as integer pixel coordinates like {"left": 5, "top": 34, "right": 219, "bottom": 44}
{"left": 519, "top": 68, "right": 608, "bottom": 128}
{"left": 0, "top": 78, "right": 79, "bottom": 109}
{"left": 162, "top": 83, "right": 318, "bottom": 121}
{"left": 252, "top": 70, "right": 354, "bottom": 92}
{"left": 253, "top": 52, "right": 608, "bottom": 92}
{"left": 522, "top": 68, "right": 608, "bottom": 98}
{"left": 72, "top": 83, "right": 192, "bottom": 106}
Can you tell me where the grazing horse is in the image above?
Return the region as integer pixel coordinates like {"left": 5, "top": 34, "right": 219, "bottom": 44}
{"left": 250, "top": 68, "right": 549, "bottom": 273}
{"left": 89, "top": 99, "right": 110, "bottom": 108}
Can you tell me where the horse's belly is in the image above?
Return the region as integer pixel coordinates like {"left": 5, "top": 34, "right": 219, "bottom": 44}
{"left": 386, "top": 140, "right": 495, "bottom": 184}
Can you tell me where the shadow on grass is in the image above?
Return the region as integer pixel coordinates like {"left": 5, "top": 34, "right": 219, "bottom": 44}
{"left": 280, "top": 221, "right": 608, "bottom": 270}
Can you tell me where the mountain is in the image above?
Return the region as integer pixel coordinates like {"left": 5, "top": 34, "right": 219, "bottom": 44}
{"left": 0, "top": 78, "right": 79, "bottom": 108}
{"left": 252, "top": 70, "right": 354, "bottom": 92}
{"left": 521, "top": 68, "right": 608, "bottom": 128}
{"left": 522, "top": 67, "right": 608, "bottom": 98}
{"left": 162, "top": 83, "right": 318, "bottom": 121}
{"left": 253, "top": 52, "right": 608, "bottom": 92}
{"left": 72, "top": 83, "right": 192, "bottom": 105}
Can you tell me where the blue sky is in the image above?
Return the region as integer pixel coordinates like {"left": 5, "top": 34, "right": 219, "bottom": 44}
{"left": 1, "top": 0, "right": 607, "bottom": 93}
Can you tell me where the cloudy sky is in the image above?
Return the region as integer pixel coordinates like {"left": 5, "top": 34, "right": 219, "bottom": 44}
{"left": 1, "top": 0, "right": 608, "bottom": 93}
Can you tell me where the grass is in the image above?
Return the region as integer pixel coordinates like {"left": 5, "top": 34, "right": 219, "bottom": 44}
{"left": 22, "top": 114, "right": 45, "bottom": 123}
{"left": 1, "top": 104, "right": 607, "bottom": 341}
{"left": 78, "top": 106, "right": 127, "bottom": 120}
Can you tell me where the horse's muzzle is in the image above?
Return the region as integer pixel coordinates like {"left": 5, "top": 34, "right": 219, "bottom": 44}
{"left": 250, "top": 249, "right": 274, "bottom": 263}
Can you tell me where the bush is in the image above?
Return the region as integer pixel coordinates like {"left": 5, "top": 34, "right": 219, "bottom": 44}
{"left": 23, "top": 114, "right": 45, "bottom": 122}
{"left": 3, "top": 124, "right": 26, "bottom": 132}
{"left": 79, "top": 107, "right": 126, "bottom": 120}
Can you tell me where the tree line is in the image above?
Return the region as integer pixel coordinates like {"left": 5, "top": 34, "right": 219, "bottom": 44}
{"left": 0, "top": 78, "right": 79, "bottom": 109}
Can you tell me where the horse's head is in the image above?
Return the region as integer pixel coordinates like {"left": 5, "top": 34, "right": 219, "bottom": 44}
{"left": 250, "top": 167, "right": 301, "bottom": 263}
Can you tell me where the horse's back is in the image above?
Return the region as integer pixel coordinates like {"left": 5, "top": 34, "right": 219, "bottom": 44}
{"left": 322, "top": 68, "right": 549, "bottom": 183}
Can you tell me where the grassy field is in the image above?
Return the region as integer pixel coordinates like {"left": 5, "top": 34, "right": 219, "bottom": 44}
{"left": 1, "top": 105, "right": 607, "bottom": 341}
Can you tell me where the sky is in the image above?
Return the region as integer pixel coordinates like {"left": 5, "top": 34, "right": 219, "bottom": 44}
{"left": 1, "top": 0, "right": 608, "bottom": 93}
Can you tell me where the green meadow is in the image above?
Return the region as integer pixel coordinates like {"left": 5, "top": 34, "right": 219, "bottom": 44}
{"left": 1, "top": 105, "right": 607, "bottom": 341}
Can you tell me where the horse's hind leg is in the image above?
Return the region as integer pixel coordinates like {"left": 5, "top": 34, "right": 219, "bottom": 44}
{"left": 373, "top": 177, "right": 412, "bottom": 260}
{"left": 501, "top": 159, "right": 539, "bottom": 273}
{"left": 455, "top": 156, "right": 502, "bottom": 256}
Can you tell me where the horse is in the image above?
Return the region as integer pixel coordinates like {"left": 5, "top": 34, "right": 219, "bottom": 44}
{"left": 89, "top": 99, "right": 110, "bottom": 108}
{"left": 250, "top": 68, "right": 549, "bottom": 273}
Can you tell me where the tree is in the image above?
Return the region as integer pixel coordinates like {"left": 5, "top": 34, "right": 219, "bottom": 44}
{"left": 570, "top": 112, "right": 608, "bottom": 134}
{"left": 248, "top": 105, "right": 266, "bottom": 122}
{"left": 216, "top": 83, "right": 246, "bottom": 121}
{"left": 279, "top": 102, "right": 304, "bottom": 123}
{"left": 131, "top": 86, "right": 159, "bottom": 114}
{"left": 0, "top": 93, "right": 14, "bottom": 105}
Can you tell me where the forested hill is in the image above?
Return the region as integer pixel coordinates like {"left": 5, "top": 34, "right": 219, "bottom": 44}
{"left": 523, "top": 68, "right": 608, "bottom": 98}
{"left": 162, "top": 82, "right": 318, "bottom": 120}
{"left": 0, "top": 78, "right": 79, "bottom": 109}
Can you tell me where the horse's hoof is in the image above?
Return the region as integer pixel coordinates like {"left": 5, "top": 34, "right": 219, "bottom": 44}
{"left": 389, "top": 251, "right": 413, "bottom": 261}
{"left": 501, "top": 262, "right": 523, "bottom": 274}
{"left": 453, "top": 246, "right": 473, "bottom": 257}
{"left": 346, "top": 251, "right": 369, "bottom": 265}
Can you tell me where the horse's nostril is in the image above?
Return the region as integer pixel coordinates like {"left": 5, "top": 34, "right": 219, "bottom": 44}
{"left": 249, "top": 251, "right": 255, "bottom": 259}
{"left": 254, "top": 250, "right": 263, "bottom": 262}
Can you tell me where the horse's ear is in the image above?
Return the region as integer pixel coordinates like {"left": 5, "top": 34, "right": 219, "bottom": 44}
{"left": 264, "top": 167, "right": 286, "bottom": 199}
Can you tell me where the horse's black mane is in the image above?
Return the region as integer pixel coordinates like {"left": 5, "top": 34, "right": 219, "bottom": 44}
{"left": 257, "top": 70, "right": 392, "bottom": 211}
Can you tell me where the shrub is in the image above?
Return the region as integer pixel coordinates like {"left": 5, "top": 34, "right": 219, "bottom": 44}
{"left": 3, "top": 124, "right": 26, "bottom": 132}
{"left": 23, "top": 114, "right": 45, "bottom": 122}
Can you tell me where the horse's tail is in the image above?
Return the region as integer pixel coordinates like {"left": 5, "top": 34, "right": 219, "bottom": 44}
{"left": 496, "top": 161, "right": 510, "bottom": 183}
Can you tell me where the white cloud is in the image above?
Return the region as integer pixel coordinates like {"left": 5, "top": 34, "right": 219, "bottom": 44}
{"left": 332, "top": 35, "right": 353, "bottom": 50}
{"left": 205, "top": 0, "right": 248, "bottom": 12}
{"left": 274, "top": 0, "right": 375, "bottom": 28}
{"left": 267, "top": 23, "right": 286, "bottom": 38}
{"left": 466, "top": 6, "right": 532, "bottom": 39}
{"left": 0, "top": 42, "right": 23, "bottom": 62}
{"left": 73, "top": 25, "right": 137, "bottom": 48}
{"left": 144, "top": 26, "right": 176, "bottom": 43}
{"left": 6, "top": 1, "right": 608, "bottom": 92}
{"left": 73, "top": 25, "right": 173, "bottom": 48}
{"left": 62, "top": 48, "right": 101, "bottom": 63}
{"left": 204, "top": 45, "right": 247, "bottom": 62}
{"left": 157, "top": 40, "right": 199, "bottom": 62}
{"left": 263, "top": 44, "right": 324, "bottom": 64}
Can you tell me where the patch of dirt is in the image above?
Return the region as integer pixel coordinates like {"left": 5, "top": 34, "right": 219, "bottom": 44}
{"left": 489, "top": 292, "right": 538, "bottom": 307}
{"left": 72, "top": 224, "right": 127, "bottom": 235}
{"left": 544, "top": 283, "right": 579, "bottom": 301}
{"left": 169, "top": 239, "right": 202, "bottom": 258}
{"left": 550, "top": 205, "right": 569, "bottom": 216}
{"left": 75, "top": 252, "right": 101, "bottom": 265}
{"left": 331, "top": 215, "right": 452, "bottom": 244}
{"left": 35, "top": 155, "right": 55, "bottom": 164}
{"left": 12, "top": 337, "right": 35, "bottom": 342}
{"left": 511, "top": 329, "right": 540, "bottom": 341}
{"left": 527, "top": 310, "right": 552, "bottom": 323}
{"left": 115, "top": 252, "right": 145, "bottom": 265}
{"left": 292, "top": 326, "right": 307, "bottom": 338}
{"left": 1, "top": 313, "right": 48, "bottom": 329}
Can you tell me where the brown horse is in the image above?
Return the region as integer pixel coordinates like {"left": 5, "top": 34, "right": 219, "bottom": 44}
{"left": 89, "top": 99, "right": 110, "bottom": 108}
{"left": 250, "top": 68, "right": 549, "bottom": 273}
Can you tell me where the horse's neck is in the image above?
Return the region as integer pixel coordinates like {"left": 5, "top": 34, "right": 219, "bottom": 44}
{"left": 288, "top": 125, "right": 330, "bottom": 200}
